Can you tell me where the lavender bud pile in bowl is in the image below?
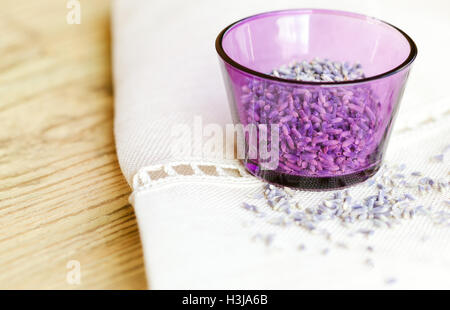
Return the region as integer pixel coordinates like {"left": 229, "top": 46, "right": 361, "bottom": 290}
{"left": 216, "top": 9, "right": 417, "bottom": 190}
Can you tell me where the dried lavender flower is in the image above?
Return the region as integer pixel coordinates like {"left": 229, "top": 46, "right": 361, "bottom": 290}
{"left": 242, "top": 58, "right": 381, "bottom": 177}
{"left": 432, "top": 154, "right": 444, "bottom": 162}
{"left": 384, "top": 277, "right": 397, "bottom": 285}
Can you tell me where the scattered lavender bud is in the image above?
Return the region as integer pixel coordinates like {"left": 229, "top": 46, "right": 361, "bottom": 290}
{"left": 385, "top": 277, "right": 397, "bottom": 285}
{"left": 367, "top": 179, "right": 376, "bottom": 187}
{"left": 437, "top": 179, "right": 448, "bottom": 192}
{"left": 432, "top": 154, "right": 444, "bottom": 162}
{"left": 414, "top": 205, "right": 426, "bottom": 216}
{"left": 404, "top": 193, "right": 416, "bottom": 201}
{"left": 265, "top": 234, "right": 275, "bottom": 246}
{"left": 243, "top": 164, "right": 447, "bottom": 265}
{"left": 321, "top": 248, "right": 330, "bottom": 255}
{"left": 242, "top": 202, "right": 258, "bottom": 212}
{"left": 358, "top": 229, "right": 375, "bottom": 237}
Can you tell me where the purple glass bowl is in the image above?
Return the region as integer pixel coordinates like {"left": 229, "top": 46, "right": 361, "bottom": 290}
{"left": 216, "top": 9, "right": 417, "bottom": 190}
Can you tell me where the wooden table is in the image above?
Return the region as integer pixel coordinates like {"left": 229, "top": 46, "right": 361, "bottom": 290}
{"left": 0, "top": 0, "right": 147, "bottom": 289}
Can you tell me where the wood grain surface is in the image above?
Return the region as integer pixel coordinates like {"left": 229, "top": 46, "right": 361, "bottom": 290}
{"left": 0, "top": 0, "right": 147, "bottom": 289}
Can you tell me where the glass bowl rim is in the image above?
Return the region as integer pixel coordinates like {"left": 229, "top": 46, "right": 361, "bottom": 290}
{"left": 215, "top": 8, "right": 418, "bottom": 86}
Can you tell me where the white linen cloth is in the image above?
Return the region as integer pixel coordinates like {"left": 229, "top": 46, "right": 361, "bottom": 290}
{"left": 113, "top": 0, "right": 450, "bottom": 289}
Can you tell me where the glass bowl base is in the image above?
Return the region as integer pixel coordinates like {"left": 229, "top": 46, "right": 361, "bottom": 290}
{"left": 244, "top": 161, "right": 381, "bottom": 191}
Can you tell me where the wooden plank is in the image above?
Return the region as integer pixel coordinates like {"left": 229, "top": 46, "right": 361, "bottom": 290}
{"left": 0, "top": 0, "right": 147, "bottom": 289}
